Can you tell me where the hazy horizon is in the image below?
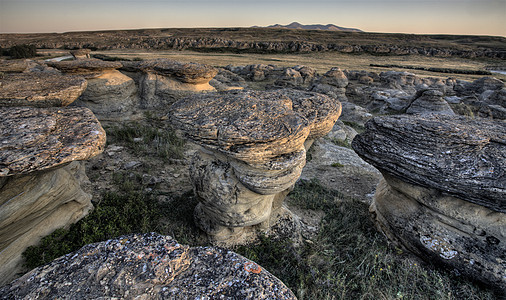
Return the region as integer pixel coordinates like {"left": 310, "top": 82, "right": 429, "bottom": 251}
{"left": 1, "top": 0, "right": 505, "bottom": 37}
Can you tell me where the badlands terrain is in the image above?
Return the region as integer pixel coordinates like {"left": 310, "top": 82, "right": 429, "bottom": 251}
{"left": 0, "top": 28, "right": 505, "bottom": 299}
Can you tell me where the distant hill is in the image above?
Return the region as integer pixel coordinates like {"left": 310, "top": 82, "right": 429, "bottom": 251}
{"left": 261, "top": 22, "right": 362, "bottom": 32}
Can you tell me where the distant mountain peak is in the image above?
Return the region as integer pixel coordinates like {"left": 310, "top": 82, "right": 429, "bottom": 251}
{"left": 263, "top": 22, "right": 362, "bottom": 32}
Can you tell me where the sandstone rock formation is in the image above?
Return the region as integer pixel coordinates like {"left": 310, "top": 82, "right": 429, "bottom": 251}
{"left": 0, "top": 59, "right": 28, "bottom": 73}
{"left": 70, "top": 48, "right": 91, "bottom": 59}
{"left": 352, "top": 114, "right": 506, "bottom": 291}
{"left": 0, "top": 106, "right": 106, "bottom": 285}
{"left": 47, "top": 59, "right": 122, "bottom": 79}
{"left": 170, "top": 89, "right": 341, "bottom": 245}
{"left": 0, "top": 72, "right": 87, "bottom": 107}
{"left": 47, "top": 59, "right": 137, "bottom": 119}
{"left": 121, "top": 59, "right": 217, "bottom": 108}
{"left": 406, "top": 89, "right": 455, "bottom": 115}
{"left": 0, "top": 233, "right": 296, "bottom": 299}
{"left": 311, "top": 67, "right": 348, "bottom": 101}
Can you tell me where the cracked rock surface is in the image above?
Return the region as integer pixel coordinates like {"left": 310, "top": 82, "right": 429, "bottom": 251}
{"left": 352, "top": 114, "right": 506, "bottom": 291}
{"left": 0, "top": 73, "right": 87, "bottom": 107}
{"left": 0, "top": 233, "right": 296, "bottom": 299}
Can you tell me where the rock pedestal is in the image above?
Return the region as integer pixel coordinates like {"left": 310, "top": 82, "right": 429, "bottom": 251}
{"left": 171, "top": 89, "right": 341, "bottom": 245}
{"left": 352, "top": 114, "right": 506, "bottom": 292}
{"left": 0, "top": 233, "right": 297, "bottom": 299}
{"left": 121, "top": 59, "right": 217, "bottom": 109}
{"left": 311, "top": 67, "right": 349, "bottom": 101}
{"left": 0, "top": 106, "right": 106, "bottom": 285}
{"left": 48, "top": 59, "right": 137, "bottom": 120}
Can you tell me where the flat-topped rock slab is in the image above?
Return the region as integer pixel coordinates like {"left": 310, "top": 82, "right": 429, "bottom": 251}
{"left": 0, "top": 73, "right": 87, "bottom": 107}
{"left": 121, "top": 59, "right": 218, "bottom": 84}
{"left": 352, "top": 114, "right": 505, "bottom": 213}
{"left": 171, "top": 90, "right": 311, "bottom": 164}
{"left": 0, "top": 106, "right": 106, "bottom": 176}
{"left": 47, "top": 59, "right": 122, "bottom": 78}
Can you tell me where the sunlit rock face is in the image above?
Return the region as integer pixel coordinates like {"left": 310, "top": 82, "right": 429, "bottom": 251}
{"left": 171, "top": 89, "right": 341, "bottom": 245}
{"left": 121, "top": 59, "right": 217, "bottom": 109}
{"left": 0, "top": 106, "right": 106, "bottom": 285}
{"left": 0, "top": 72, "right": 87, "bottom": 107}
{"left": 48, "top": 59, "right": 138, "bottom": 120}
{"left": 352, "top": 114, "right": 506, "bottom": 292}
{"left": 0, "top": 233, "right": 297, "bottom": 299}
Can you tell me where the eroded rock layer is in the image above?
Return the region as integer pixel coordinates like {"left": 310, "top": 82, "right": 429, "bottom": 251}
{"left": 352, "top": 114, "right": 506, "bottom": 291}
{"left": 171, "top": 89, "right": 341, "bottom": 244}
{"left": 352, "top": 114, "right": 505, "bottom": 212}
{"left": 0, "top": 233, "right": 297, "bottom": 299}
{"left": 0, "top": 106, "right": 106, "bottom": 176}
{"left": 0, "top": 73, "right": 87, "bottom": 107}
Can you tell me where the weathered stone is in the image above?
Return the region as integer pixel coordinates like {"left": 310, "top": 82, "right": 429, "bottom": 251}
{"left": 352, "top": 115, "right": 505, "bottom": 212}
{"left": 371, "top": 174, "right": 505, "bottom": 292}
{"left": 171, "top": 89, "right": 341, "bottom": 244}
{"left": 0, "top": 106, "right": 106, "bottom": 176}
{"left": 171, "top": 90, "right": 310, "bottom": 164}
{"left": 0, "top": 233, "right": 296, "bottom": 299}
{"left": 0, "top": 161, "right": 93, "bottom": 286}
{"left": 406, "top": 89, "right": 455, "bottom": 115}
{"left": 121, "top": 59, "right": 218, "bottom": 84}
{"left": 318, "top": 67, "right": 348, "bottom": 88}
{"left": 0, "top": 73, "right": 87, "bottom": 107}
{"left": 274, "top": 68, "right": 303, "bottom": 87}
{"left": 72, "top": 69, "right": 138, "bottom": 120}
{"left": 352, "top": 114, "right": 506, "bottom": 291}
{"left": 70, "top": 48, "right": 91, "bottom": 59}
{"left": 47, "top": 59, "right": 122, "bottom": 78}
{"left": 0, "top": 59, "right": 28, "bottom": 73}
{"left": 273, "top": 89, "right": 342, "bottom": 140}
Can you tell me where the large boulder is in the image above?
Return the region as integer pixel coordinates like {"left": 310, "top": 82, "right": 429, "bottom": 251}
{"left": 310, "top": 67, "right": 348, "bottom": 101}
{"left": 352, "top": 114, "right": 506, "bottom": 291}
{"left": 170, "top": 89, "right": 341, "bottom": 245}
{"left": 0, "top": 233, "right": 296, "bottom": 299}
{"left": 47, "top": 59, "right": 122, "bottom": 79}
{"left": 0, "top": 106, "right": 105, "bottom": 285}
{"left": 406, "top": 89, "right": 455, "bottom": 115}
{"left": 0, "top": 72, "right": 87, "bottom": 107}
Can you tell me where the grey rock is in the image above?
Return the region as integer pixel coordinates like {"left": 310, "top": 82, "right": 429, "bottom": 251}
{"left": 352, "top": 114, "right": 505, "bottom": 213}
{"left": 47, "top": 59, "right": 122, "bottom": 79}
{"left": 0, "top": 59, "right": 28, "bottom": 73}
{"left": 0, "top": 233, "right": 296, "bottom": 299}
{"left": 406, "top": 89, "right": 455, "bottom": 115}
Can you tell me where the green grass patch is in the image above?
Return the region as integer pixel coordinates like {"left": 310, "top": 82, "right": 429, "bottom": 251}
{"left": 105, "top": 119, "right": 185, "bottom": 161}
{"left": 342, "top": 120, "right": 365, "bottom": 134}
{"left": 237, "top": 179, "right": 496, "bottom": 300}
{"left": 331, "top": 138, "right": 351, "bottom": 149}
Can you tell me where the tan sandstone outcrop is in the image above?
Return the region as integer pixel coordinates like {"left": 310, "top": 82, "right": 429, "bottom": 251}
{"left": 121, "top": 59, "right": 217, "bottom": 108}
{"left": 0, "top": 233, "right": 297, "bottom": 299}
{"left": 0, "top": 106, "right": 105, "bottom": 285}
{"left": 352, "top": 114, "right": 505, "bottom": 292}
{"left": 0, "top": 72, "right": 87, "bottom": 107}
{"left": 48, "top": 59, "right": 137, "bottom": 120}
{"left": 171, "top": 89, "right": 341, "bottom": 245}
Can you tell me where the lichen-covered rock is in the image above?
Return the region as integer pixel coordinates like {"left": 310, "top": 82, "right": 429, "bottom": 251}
{"left": 0, "top": 106, "right": 106, "bottom": 176}
{"left": 171, "top": 89, "right": 341, "bottom": 244}
{"left": 0, "top": 161, "right": 93, "bottom": 286}
{"left": 274, "top": 68, "right": 303, "bottom": 87}
{"left": 47, "top": 59, "right": 122, "bottom": 78}
{"left": 0, "top": 233, "right": 297, "bottom": 299}
{"left": 352, "top": 114, "right": 506, "bottom": 291}
{"left": 0, "top": 73, "right": 87, "bottom": 107}
{"left": 406, "top": 89, "right": 455, "bottom": 115}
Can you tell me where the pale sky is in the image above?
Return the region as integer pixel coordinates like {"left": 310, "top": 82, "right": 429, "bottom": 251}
{"left": 0, "top": 0, "right": 505, "bottom": 36}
